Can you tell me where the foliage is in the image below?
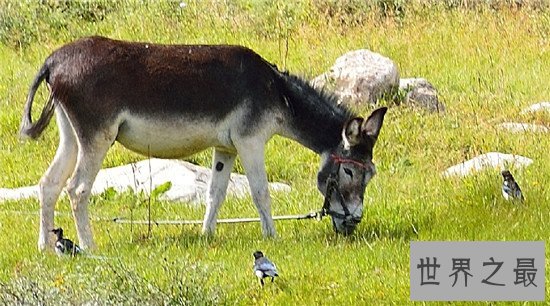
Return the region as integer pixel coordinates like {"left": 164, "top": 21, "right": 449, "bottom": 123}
{"left": 0, "top": 256, "right": 224, "bottom": 304}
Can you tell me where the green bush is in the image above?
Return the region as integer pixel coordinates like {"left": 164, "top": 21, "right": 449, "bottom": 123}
{"left": 1, "top": 0, "right": 546, "bottom": 50}
{"left": 0, "top": 257, "right": 226, "bottom": 305}
{"left": 0, "top": 0, "right": 117, "bottom": 49}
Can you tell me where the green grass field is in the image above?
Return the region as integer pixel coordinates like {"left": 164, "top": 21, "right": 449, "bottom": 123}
{"left": 0, "top": 0, "right": 549, "bottom": 304}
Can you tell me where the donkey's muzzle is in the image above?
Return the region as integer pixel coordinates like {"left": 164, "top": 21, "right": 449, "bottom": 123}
{"left": 332, "top": 215, "right": 362, "bottom": 235}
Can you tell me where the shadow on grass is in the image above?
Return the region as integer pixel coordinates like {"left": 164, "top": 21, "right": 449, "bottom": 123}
{"left": 299, "top": 210, "right": 436, "bottom": 245}
{"left": 100, "top": 203, "right": 436, "bottom": 252}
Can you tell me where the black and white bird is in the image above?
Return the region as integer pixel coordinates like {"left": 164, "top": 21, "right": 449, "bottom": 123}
{"left": 51, "top": 228, "right": 81, "bottom": 257}
{"left": 253, "top": 251, "right": 278, "bottom": 286}
{"left": 501, "top": 170, "right": 524, "bottom": 202}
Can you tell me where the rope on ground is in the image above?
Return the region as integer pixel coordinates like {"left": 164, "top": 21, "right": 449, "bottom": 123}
{"left": 107, "top": 211, "right": 323, "bottom": 226}
{"left": 1, "top": 209, "right": 325, "bottom": 225}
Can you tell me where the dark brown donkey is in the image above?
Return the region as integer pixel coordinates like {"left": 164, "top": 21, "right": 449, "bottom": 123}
{"left": 20, "top": 36, "right": 387, "bottom": 251}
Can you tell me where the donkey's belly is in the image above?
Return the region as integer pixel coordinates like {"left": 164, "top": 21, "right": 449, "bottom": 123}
{"left": 115, "top": 114, "right": 230, "bottom": 158}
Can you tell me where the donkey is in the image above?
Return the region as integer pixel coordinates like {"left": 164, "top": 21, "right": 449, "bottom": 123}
{"left": 20, "top": 36, "right": 387, "bottom": 251}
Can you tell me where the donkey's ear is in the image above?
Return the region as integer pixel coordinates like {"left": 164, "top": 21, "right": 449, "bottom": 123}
{"left": 361, "top": 107, "right": 388, "bottom": 141}
{"left": 342, "top": 117, "right": 364, "bottom": 148}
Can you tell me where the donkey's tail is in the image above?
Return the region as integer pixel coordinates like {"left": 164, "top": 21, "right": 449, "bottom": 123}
{"left": 19, "top": 63, "right": 55, "bottom": 140}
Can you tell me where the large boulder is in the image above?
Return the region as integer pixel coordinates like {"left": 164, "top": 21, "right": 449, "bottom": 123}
{"left": 399, "top": 78, "right": 445, "bottom": 113}
{"left": 311, "top": 49, "right": 399, "bottom": 105}
{"left": 0, "top": 159, "right": 291, "bottom": 203}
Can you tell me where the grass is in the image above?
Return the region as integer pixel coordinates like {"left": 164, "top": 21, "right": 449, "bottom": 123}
{"left": 0, "top": 0, "right": 549, "bottom": 304}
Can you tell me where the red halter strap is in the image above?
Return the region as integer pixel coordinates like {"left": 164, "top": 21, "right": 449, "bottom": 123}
{"left": 330, "top": 154, "right": 369, "bottom": 169}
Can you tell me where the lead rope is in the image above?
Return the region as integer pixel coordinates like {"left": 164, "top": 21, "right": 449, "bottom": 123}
{"left": 321, "top": 175, "right": 336, "bottom": 217}
{"left": 321, "top": 173, "right": 352, "bottom": 220}
{"left": 110, "top": 174, "right": 343, "bottom": 226}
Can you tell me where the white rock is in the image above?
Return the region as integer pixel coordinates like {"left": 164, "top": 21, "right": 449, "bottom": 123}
{"left": 497, "top": 122, "right": 549, "bottom": 133}
{"left": 0, "top": 159, "right": 291, "bottom": 203}
{"left": 311, "top": 49, "right": 399, "bottom": 105}
{"left": 0, "top": 185, "right": 39, "bottom": 201}
{"left": 520, "top": 102, "right": 550, "bottom": 114}
{"left": 442, "top": 152, "right": 533, "bottom": 178}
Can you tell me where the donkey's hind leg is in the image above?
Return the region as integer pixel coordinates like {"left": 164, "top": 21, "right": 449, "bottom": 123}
{"left": 66, "top": 128, "right": 117, "bottom": 250}
{"left": 202, "top": 149, "right": 236, "bottom": 235}
{"left": 38, "top": 107, "right": 78, "bottom": 251}
{"left": 235, "top": 141, "right": 276, "bottom": 237}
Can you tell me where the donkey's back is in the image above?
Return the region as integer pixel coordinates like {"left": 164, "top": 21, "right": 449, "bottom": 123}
{"left": 22, "top": 36, "right": 287, "bottom": 156}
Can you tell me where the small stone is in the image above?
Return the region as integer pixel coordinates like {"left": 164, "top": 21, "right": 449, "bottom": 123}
{"left": 399, "top": 78, "right": 445, "bottom": 113}
{"left": 520, "top": 102, "right": 550, "bottom": 114}
{"left": 497, "top": 122, "right": 549, "bottom": 133}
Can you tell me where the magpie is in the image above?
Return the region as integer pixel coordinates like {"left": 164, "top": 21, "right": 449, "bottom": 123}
{"left": 51, "top": 228, "right": 81, "bottom": 257}
{"left": 253, "top": 251, "right": 278, "bottom": 286}
{"left": 501, "top": 170, "right": 524, "bottom": 202}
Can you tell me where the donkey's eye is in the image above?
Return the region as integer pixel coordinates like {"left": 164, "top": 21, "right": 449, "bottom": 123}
{"left": 343, "top": 168, "right": 353, "bottom": 178}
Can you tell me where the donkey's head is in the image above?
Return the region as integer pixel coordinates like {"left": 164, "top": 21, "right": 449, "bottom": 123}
{"left": 317, "top": 107, "right": 387, "bottom": 235}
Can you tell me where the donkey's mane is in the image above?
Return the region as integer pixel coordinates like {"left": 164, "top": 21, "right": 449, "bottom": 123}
{"left": 277, "top": 70, "right": 354, "bottom": 120}
{"left": 274, "top": 68, "right": 355, "bottom": 153}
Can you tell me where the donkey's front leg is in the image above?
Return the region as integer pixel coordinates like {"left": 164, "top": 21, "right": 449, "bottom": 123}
{"left": 237, "top": 143, "right": 276, "bottom": 237}
{"left": 202, "top": 149, "right": 236, "bottom": 235}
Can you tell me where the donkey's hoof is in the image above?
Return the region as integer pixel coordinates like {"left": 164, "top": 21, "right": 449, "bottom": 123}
{"left": 262, "top": 228, "right": 277, "bottom": 238}
{"left": 38, "top": 241, "right": 54, "bottom": 252}
{"left": 79, "top": 243, "right": 97, "bottom": 251}
{"left": 38, "top": 234, "right": 57, "bottom": 252}
{"left": 201, "top": 225, "right": 217, "bottom": 236}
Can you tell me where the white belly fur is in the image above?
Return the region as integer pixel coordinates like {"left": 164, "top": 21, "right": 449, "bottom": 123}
{"left": 115, "top": 112, "right": 233, "bottom": 158}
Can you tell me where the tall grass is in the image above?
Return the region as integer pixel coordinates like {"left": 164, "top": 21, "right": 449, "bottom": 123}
{"left": 0, "top": 0, "right": 549, "bottom": 303}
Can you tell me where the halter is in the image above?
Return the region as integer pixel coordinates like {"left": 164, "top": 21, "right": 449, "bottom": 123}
{"left": 329, "top": 154, "right": 370, "bottom": 169}
{"left": 320, "top": 154, "right": 368, "bottom": 224}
